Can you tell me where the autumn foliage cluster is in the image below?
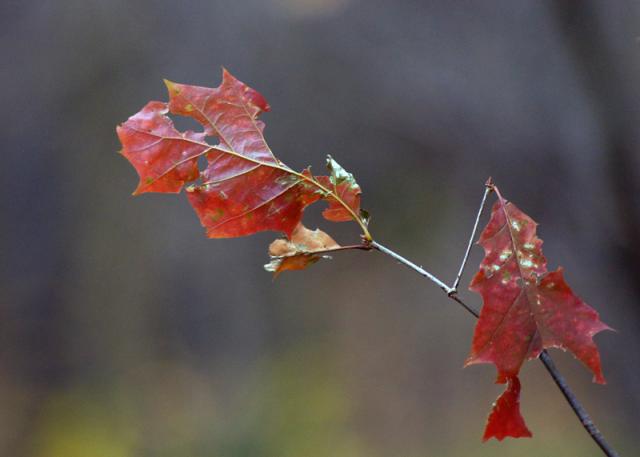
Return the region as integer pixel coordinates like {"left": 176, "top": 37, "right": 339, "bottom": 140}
{"left": 117, "top": 70, "right": 610, "bottom": 442}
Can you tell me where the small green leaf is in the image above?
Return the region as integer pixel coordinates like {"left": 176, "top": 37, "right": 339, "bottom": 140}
{"left": 326, "top": 155, "right": 356, "bottom": 187}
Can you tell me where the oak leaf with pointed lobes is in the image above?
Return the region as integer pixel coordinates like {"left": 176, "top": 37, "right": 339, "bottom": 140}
{"left": 265, "top": 223, "right": 341, "bottom": 277}
{"left": 467, "top": 185, "right": 611, "bottom": 440}
{"left": 117, "top": 69, "right": 371, "bottom": 247}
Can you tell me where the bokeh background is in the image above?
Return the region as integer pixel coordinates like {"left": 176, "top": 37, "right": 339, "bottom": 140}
{"left": 2, "top": 1, "right": 639, "bottom": 456}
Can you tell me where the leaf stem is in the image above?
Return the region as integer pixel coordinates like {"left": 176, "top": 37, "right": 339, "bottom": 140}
{"left": 271, "top": 244, "right": 372, "bottom": 261}
{"left": 370, "top": 241, "right": 619, "bottom": 457}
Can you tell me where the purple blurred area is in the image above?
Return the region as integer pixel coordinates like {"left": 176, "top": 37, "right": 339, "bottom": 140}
{"left": 1, "top": 1, "right": 639, "bottom": 456}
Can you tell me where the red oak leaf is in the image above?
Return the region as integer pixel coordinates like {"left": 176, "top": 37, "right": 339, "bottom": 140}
{"left": 117, "top": 69, "right": 370, "bottom": 244}
{"left": 467, "top": 185, "right": 611, "bottom": 439}
{"left": 165, "top": 70, "right": 320, "bottom": 238}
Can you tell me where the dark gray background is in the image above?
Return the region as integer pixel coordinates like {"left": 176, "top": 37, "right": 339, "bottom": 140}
{"left": 2, "top": 1, "right": 639, "bottom": 456}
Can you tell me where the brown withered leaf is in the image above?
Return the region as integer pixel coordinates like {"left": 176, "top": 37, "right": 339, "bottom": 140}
{"left": 265, "top": 223, "right": 341, "bottom": 277}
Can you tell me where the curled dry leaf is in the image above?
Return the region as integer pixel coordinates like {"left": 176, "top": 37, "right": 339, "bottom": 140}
{"left": 265, "top": 223, "right": 341, "bottom": 277}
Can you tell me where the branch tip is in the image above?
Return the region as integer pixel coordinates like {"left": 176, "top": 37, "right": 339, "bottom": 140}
{"left": 485, "top": 177, "right": 495, "bottom": 190}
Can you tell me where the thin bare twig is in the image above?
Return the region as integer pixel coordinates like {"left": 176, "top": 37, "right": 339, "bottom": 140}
{"left": 450, "top": 179, "right": 492, "bottom": 292}
{"left": 539, "top": 351, "right": 619, "bottom": 457}
{"left": 370, "top": 241, "right": 453, "bottom": 295}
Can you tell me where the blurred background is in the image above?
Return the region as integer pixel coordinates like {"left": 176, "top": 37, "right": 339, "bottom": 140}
{"left": 2, "top": 1, "right": 639, "bottom": 456}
